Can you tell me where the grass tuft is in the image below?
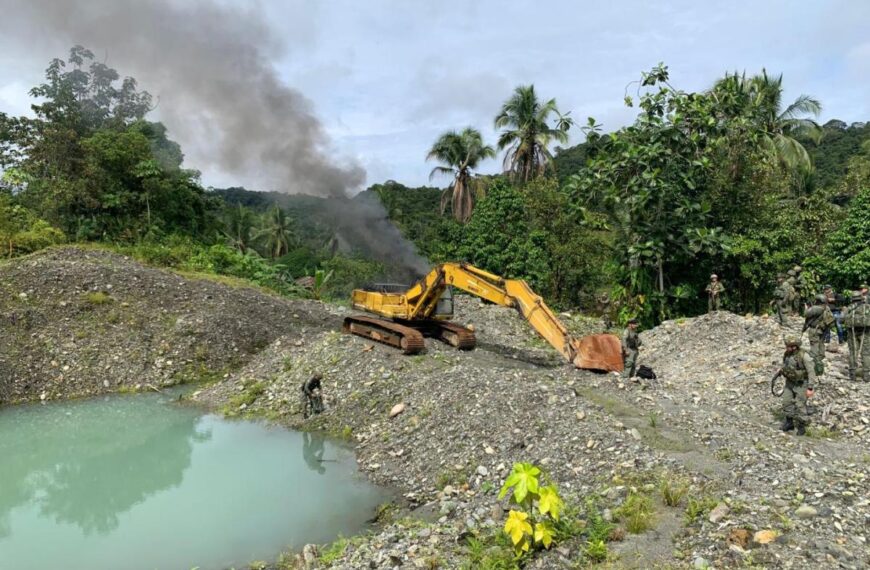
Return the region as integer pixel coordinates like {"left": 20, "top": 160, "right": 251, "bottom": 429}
{"left": 85, "top": 291, "right": 112, "bottom": 305}
{"left": 660, "top": 477, "right": 690, "bottom": 507}
{"left": 615, "top": 492, "right": 655, "bottom": 533}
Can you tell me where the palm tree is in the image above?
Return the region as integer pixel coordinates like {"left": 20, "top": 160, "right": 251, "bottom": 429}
{"left": 426, "top": 127, "right": 495, "bottom": 223}
{"left": 494, "top": 85, "right": 573, "bottom": 183}
{"left": 715, "top": 70, "right": 822, "bottom": 172}
{"left": 224, "top": 204, "right": 256, "bottom": 254}
{"left": 256, "top": 205, "right": 295, "bottom": 259}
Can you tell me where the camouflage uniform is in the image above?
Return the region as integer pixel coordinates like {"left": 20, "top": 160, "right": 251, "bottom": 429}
{"left": 301, "top": 373, "right": 325, "bottom": 418}
{"left": 844, "top": 293, "right": 869, "bottom": 382}
{"left": 621, "top": 322, "right": 641, "bottom": 379}
{"left": 803, "top": 295, "right": 834, "bottom": 366}
{"left": 705, "top": 276, "right": 725, "bottom": 313}
{"left": 785, "top": 270, "right": 799, "bottom": 314}
{"left": 780, "top": 338, "right": 817, "bottom": 435}
{"left": 790, "top": 266, "right": 807, "bottom": 315}
{"left": 771, "top": 276, "right": 794, "bottom": 325}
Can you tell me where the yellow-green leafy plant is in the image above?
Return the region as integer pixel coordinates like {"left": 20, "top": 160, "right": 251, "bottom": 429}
{"left": 499, "top": 462, "right": 564, "bottom": 556}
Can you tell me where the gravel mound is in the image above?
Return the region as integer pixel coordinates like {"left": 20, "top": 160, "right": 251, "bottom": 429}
{"left": 0, "top": 247, "right": 334, "bottom": 404}
{"left": 200, "top": 307, "right": 870, "bottom": 569}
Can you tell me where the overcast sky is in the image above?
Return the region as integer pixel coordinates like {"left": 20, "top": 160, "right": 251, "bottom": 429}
{"left": 1, "top": 0, "right": 869, "bottom": 191}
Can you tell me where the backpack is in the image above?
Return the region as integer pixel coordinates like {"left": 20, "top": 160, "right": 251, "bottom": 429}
{"left": 637, "top": 365, "right": 657, "bottom": 380}
{"left": 821, "top": 306, "right": 835, "bottom": 329}
{"left": 844, "top": 304, "right": 870, "bottom": 329}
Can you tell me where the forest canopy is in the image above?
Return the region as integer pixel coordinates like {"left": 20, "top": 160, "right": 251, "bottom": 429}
{"left": 1, "top": 48, "right": 868, "bottom": 321}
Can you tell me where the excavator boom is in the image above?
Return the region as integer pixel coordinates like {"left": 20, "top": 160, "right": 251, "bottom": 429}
{"left": 345, "top": 262, "right": 623, "bottom": 372}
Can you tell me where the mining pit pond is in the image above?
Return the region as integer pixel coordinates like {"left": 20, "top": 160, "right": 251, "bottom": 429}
{"left": 0, "top": 391, "right": 389, "bottom": 570}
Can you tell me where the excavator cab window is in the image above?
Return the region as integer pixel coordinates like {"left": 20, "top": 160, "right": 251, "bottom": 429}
{"left": 435, "top": 286, "right": 454, "bottom": 317}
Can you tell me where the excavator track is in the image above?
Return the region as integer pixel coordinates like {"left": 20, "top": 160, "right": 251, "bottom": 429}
{"left": 393, "top": 319, "right": 476, "bottom": 350}
{"left": 342, "top": 315, "right": 426, "bottom": 354}
{"left": 427, "top": 320, "right": 476, "bottom": 350}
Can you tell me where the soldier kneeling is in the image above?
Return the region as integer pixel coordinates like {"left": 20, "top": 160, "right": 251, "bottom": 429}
{"left": 301, "top": 372, "right": 325, "bottom": 419}
{"left": 777, "top": 337, "right": 816, "bottom": 435}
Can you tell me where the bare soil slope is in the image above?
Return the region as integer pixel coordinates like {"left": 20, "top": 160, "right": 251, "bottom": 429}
{"left": 0, "top": 247, "right": 335, "bottom": 404}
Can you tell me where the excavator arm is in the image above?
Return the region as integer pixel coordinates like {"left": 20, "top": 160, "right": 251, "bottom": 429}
{"left": 349, "top": 262, "right": 623, "bottom": 372}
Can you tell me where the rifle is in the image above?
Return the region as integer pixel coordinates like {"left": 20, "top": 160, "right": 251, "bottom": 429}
{"left": 770, "top": 369, "right": 785, "bottom": 397}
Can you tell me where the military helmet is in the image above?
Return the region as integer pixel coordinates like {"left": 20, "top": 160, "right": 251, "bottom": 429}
{"left": 823, "top": 284, "right": 832, "bottom": 291}
{"left": 628, "top": 318, "right": 638, "bottom": 325}
{"left": 784, "top": 336, "right": 801, "bottom": 347}
{"left": 815, "top": 294, "right": 827, "bottom": 304}
{"left": 710, "top": 273, "right": 718, "bottom": 280}
{"left": 854, "top": 291, "right": 865, "bottom": 302}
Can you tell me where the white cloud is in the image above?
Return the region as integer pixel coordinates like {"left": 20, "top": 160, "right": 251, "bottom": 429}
{"left": 1, "top": 0, "right": 869, "bottom": 188}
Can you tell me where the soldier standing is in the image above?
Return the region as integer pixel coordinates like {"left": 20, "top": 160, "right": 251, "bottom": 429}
{"left": 844, "top": 291, "right": 869, "bottom": 382}
{"left": 792, "top": 266, "right": 807, "bottom": 315}
{"left": 777, "top": 336, "right": 817, "bottom": 435}
{"left": 705, "top": 274, "right": 725, "bottom": 313}
{"left": 803, "top": 294, "right": 834, "bottom": 369}
{"left": 770, "top": 274, "right": 794, "bottom": 325}
{"left": 823, "top": 285, "right": 847, "bottom": 344}
{"left": 301, "top": 372, "right": 325, "bottom": 418}
{"left": 621, "top": 318, "right": 641, "bottom": 379}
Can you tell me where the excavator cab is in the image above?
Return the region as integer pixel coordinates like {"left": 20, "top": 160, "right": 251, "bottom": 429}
{"left": 433, "top": 286, "right": 454, "bottom": 318}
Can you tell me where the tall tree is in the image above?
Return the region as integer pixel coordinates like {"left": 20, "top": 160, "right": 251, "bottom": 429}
{"left": 494, "top": 85, "right": 572, "bottom": 183}
{"left": 256, "top": 204, "right": 295, "bottom": 259}
{"left": 715, "top": 70, "right": 822, "bottom": 173}
{"left": 426, "top": 127, "right": 495, "bottom": 223}
{"left": 224, "top": 203, "right": 256, "bottom": 254}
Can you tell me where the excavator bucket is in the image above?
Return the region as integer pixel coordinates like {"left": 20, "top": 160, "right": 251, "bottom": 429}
{"left": 571, "top": 334, "right": 624, "bottom": 372}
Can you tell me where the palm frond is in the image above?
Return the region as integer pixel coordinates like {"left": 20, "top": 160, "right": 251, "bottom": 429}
{"left": 429, "top": 165, "right": 457, "bottom": 182}
{"left": 779, "top": 94, "right": 821, "bottom": 120}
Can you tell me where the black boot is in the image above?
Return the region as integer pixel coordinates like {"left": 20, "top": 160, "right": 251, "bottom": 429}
{"left": 796, "top": 422, "right": 807, "bottom": 436}
{"left": 781, "top": 418, "right": 794, "bottom": 432}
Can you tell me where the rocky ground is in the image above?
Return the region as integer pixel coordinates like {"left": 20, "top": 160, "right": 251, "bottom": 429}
{"left": 0, "top": 247, "right": 334, "bottom": 404}
{"left": 4, "top": 248, "right": 869, "bottom": 569}
{"left": 199, "top": 297, "right": 870, "bottom": 569}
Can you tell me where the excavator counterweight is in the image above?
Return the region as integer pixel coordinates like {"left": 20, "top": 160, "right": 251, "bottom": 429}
{"left": 343, "top": 262, "right": 623, "bottom": 372}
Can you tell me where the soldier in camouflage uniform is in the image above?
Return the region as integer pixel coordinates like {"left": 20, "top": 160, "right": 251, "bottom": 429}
{"left": 770, "top": 274, "right": 794, "bottom": 325}
{"left": 792, "top": 266, "right": 807, "bottom": 315}
{"left": 705, "top": 274, "right": 725, "bottom": 313}
{"left": 844, "top": 291, "right": 869, "bottom": 382}
{"left": 621, "top": 319, "right": 641, "bottom": 379}
{"left": 301, "top": 372, "right": 325, "bottom": 418}
{"left": 778, "top": 336, "right": 817, "bottom": 435}
{"left": 803, "top": 294, "right": 834, "bottom": 371}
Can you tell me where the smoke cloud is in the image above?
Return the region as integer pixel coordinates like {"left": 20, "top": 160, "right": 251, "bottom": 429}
{"left": 1, "top": 0, "right": 430, "bottom": 276}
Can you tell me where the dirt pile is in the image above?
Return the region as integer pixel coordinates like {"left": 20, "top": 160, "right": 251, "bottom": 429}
{"left": 0, "top": 247, "right": 334, "bottom": 404}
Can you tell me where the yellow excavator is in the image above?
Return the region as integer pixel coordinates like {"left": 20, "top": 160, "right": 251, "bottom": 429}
{"left": 342, "top": 262, "right": 623, "bottom": 372}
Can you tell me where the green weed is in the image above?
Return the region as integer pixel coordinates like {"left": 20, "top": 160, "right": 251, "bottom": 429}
{"left": 85, "top": 291, "right": 112, "bottom": 305}
{"left": 460, "top": 534, "right": 518, "bottom": 570}
{"left": 685, "top": 496, "right": 718, "bottom": 525}
{"left": 660, "top": 477, "right": 689, "bottom": 507}
{"left": 319, "top": 537, "right": 349, "bottom": 564}
{"left": 615, "top": 492, "right": 655, "bottom": 533}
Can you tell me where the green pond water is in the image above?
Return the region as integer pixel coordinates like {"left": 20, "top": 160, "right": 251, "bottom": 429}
{"left": 0, "top": 392, "right": 389, "bottom": 570}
